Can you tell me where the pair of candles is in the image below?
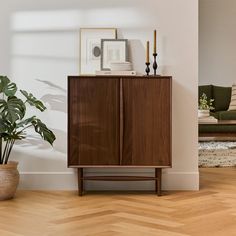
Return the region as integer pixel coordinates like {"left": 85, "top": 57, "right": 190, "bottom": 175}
{"left": 146, "top": 30, "right": 157, "bottom": 63}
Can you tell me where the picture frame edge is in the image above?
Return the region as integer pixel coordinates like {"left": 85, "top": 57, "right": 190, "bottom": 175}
{"left": 101, "top": 39, "right": 129, "bottom": 71}
{"left": 79, "top": 28, "right": 117, "bottom": 75}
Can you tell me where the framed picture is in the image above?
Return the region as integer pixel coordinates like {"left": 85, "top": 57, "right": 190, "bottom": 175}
{"left": 80, "top": 28, "right": 117, "bottom": 75}
{"left": 101, "top": 39, "right": 128, "bottom": 70}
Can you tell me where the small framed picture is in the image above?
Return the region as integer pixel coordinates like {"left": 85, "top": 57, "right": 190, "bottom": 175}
{"left": 80, "top": 28, "right": 117, "bottom": 75}
{"left": 101, "top": 39, "right": 128, "bottom": 70}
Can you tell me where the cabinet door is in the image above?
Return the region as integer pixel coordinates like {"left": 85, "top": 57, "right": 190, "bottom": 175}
{"left": 68, "top": 78, "right": 120, "bottom": 166}
{"left": 122, "top": 79, "right": 171, "bottom": 166}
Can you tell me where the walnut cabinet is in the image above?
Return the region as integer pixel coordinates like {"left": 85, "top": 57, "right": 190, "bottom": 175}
{"left": 68, "top": 76, "right": 172, "bottom": 196}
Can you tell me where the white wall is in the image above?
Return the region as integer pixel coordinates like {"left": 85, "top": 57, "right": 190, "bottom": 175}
{"left": 0, "top": 0, "right": 199, "bottom": 190}
{"left": 199, "top": 0, "right": 236, "bottom": 86}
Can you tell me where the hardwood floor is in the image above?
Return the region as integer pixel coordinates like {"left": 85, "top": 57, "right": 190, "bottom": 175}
{"left": 0, "top": 168, "right": 235, "bottom": 236}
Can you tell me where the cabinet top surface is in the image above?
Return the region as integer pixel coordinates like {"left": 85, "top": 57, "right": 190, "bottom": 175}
{"left": 68, "top": 75, "right": 172, "bottom": 79}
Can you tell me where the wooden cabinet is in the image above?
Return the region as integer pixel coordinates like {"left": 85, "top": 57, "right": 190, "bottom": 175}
{"left": 122, "top": 79, "right": 171, "bottom": 166}
{"left": 68, "top": 76, "right": 172, "bottom": 196}
{"left": 68, "top": 78, "right": 120, "bottom": 166}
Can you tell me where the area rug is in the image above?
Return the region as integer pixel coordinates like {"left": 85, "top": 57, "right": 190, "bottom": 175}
{"left": 199, "top": 141, "right": 236, "bottom": 167}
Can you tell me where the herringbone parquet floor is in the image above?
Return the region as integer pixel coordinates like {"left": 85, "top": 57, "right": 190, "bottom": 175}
{"left": 0, "top": 168, "right": 235, "bottom": 236}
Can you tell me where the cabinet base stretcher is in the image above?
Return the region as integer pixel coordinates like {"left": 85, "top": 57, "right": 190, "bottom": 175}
{"left": 77, "top": 168, "right": 162, "bottom": 196}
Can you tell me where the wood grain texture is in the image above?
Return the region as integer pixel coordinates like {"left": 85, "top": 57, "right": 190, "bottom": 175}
{"left": 68, "top": 77, "right": 120, "bottom": 166}
{"left": 68, "top": 76, "right": 171, "bottom": 195}
{"left": 199, "top": 133, "right": 236, "bottom": 137}
{"left": 199, "top": 120, "right": 236, "bottom": 125}
{"left": 68, "top": 76, "right": 172, "bottom": 168}
{"left": 119, "top": 79, "right": 123, "bottom": 165}
{"left": 122, "top": 78, "right": 172, "bottom": 166}
{"left": 78, "top": 168, "right": 83, "bottom": 196}
{"left": 0, "top": 168, "right": 235, "bottom": 236}
{"left": 82, "top": 176, "right": 159, "bottom": 181}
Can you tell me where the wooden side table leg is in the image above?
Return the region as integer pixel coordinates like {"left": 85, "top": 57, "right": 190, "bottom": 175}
{"left": 157, "top": 168, "right": 162, "bottom": 196}
{"left": 78, "top": 168, "right": 83, "bottom": 196}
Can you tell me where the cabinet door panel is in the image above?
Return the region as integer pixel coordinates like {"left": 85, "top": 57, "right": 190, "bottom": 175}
{"left": 68, "top": 78, "right": 120, "bottom": 166}
{"left": 122, "top": 79, "right": 171, "bottom": 166}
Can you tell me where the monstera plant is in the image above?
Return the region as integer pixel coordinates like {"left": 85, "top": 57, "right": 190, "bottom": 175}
{"left": 0, "top": 76, "right": 56, "bottom": 200}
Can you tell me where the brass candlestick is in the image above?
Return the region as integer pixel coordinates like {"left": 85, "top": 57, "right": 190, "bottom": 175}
{"left": 153, "top": 53, "right": 158, "bottom": 76}
{"left": 145, "top": 62, "right": 150, "bottom": 76}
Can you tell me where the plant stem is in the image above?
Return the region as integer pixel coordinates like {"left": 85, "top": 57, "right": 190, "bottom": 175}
{"left": 2, "top": 140, "right": 10, "bottom": 165}
{"left": 0, "top": 137, "right": 2, "bottom": 164}
{"left": 5, "top": 139, "right": 15, "bottom": 164}
{"left": 20, "top": 124, "right": 33, "bottom": 133}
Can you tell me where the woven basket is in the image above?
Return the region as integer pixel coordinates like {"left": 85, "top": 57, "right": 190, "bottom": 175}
{"left": 0, "top": 161, "right": 19, "bottom": 200}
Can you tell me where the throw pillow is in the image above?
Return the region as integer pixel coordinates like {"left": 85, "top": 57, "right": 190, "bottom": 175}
{"left": 212, "top": 85, "right": 231, "bottom": 111}
{"left": 228, "top": 84, "right": 236, "bottom": 111}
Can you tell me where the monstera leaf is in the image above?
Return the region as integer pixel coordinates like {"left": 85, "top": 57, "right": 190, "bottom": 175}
{"left": 0, "top": 118, "right": 10, "bottom": 133}
{"left": 0, "top": 75, "right": 56, "bottom": 164}
{"left": 31, "top": 118, "right": 55, "bottom": 145}
{"left": 16, "top": 116, "right": 36, "bottom": 128}
{"left": 0, "top": 118, "right": 16, "bottom": 138}
{"left": 0, "top": 76, "right": 17, "bottom": 96}
{"left": 20, "top": 90, "right": 46, "bottom": 112}
{"left": 1, "top": 130, "right": 25, "bottom": 140}
{"left": 0, "top": 96, "right": 26, "bottom": 123}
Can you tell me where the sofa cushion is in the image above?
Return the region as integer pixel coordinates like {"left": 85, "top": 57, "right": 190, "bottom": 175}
{"left": 217, "top": 111, "right": 236, "bottom": 120}
{"left": 199, "top": 85, "right": 212, "bottom": 102}
{"left": 210, "top": 111, "right": 220, "bottom": 120}
{"left": 212, "top": 85, "right": 231, "bottom": 111}
{"left": 228, "top": 84, "right": 236, "bottom": 111}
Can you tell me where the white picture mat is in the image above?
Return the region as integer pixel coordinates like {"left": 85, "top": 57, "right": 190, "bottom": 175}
{"left": 80, "top": 28, "right": 116, "bottom": 75}
{"left": 102, "top": 41, "right": 127, "bottom": 69}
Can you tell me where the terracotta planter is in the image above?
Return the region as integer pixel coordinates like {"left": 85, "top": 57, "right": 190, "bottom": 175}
{"left": 0, "top": 161, "right": 19, "bottom": 200}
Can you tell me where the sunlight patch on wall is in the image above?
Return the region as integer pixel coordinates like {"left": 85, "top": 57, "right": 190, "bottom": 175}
{"left": 11, "top": 8, "right": 152, "bottom": 32}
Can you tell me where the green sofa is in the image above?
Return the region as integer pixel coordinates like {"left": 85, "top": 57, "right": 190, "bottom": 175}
{"left": 199, "top": 85, "right": 236, "bottom": 134}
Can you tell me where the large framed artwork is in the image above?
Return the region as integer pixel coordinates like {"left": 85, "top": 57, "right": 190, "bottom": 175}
{"left": 80, "top": 28, "right": 117, "bottom": 75}
{"left": 101, "top": 39, "right": 128, "bottom": 71}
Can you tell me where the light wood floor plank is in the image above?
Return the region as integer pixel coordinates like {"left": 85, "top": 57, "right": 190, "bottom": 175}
{"left": 0, "top": 168, "right": 235, "bottom": 236}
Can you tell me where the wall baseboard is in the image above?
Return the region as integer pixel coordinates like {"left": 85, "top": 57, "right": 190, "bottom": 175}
{"left": 19, "top": 170, "right": 199, "bottom": 191}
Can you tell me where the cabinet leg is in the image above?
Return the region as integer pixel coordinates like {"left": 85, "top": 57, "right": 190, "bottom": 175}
{"left": 78, "top": 168, "right": 83, "bottom": 196}
{"left": 155, "top": 168, "right": 158, "bottom": 194}
{"left": 155, "top": 168, "right": 162, "bottom": 196}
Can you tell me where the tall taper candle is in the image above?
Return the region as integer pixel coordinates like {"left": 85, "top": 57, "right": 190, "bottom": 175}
{"left": 146, "top": 41, "right": 150, "bottom": 63}
{"left": 154, "top": 30, "right": 157, "bottom": 53}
